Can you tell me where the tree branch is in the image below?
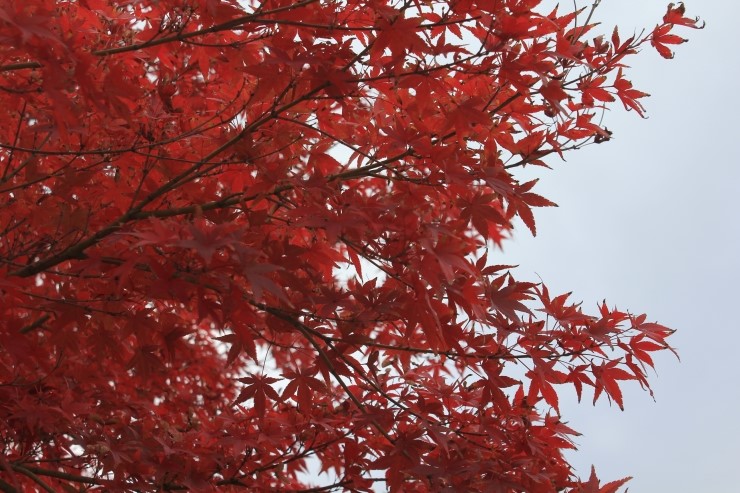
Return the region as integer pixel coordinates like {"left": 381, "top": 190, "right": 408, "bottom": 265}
{"left": 0, "top": 0, "right": 321, "bottom": 73}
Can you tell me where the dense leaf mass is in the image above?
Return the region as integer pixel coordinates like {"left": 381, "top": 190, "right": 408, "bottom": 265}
{"left": 0, "top": 0, "right": 700, "bottom": 491}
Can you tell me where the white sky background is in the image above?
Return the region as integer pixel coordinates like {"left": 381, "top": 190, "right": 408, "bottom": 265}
{"left": 503, "top": 0, "right": 740, "bottom": 491}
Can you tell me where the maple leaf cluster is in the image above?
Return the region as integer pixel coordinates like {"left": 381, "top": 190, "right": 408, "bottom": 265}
{"left": 0, "top": 0, "right": 700, "bottom": 491}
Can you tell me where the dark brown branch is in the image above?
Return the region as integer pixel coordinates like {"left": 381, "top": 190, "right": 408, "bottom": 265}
{"left": 17, "top": 465, "right": 101, "bottom": 487}
{"left": 0, "top": 477, "right": 18, "bottom": 493}
{"left": 10, "top": 466, "right": 55, "bottom": 493}
{"left": 243, "top": 15, "right": 479, "bottom": 32}
{"left": 0, "top": 0, "right": 321, "bottom": 73}
{"left": 18, "top": 314, "right": 51, "bottom": 334}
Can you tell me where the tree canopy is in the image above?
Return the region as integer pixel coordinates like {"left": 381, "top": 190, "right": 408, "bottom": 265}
{"left": 0, "top": 0, "right": 700, "bottom": 491}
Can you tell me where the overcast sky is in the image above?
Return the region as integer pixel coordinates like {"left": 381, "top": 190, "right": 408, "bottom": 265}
{"left": 504, "top": 1, "right": 739, "bottom": 491}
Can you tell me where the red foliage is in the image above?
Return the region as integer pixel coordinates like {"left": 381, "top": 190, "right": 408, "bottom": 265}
{"left": 0, "top": 0, "right": 700, "bottom": 491}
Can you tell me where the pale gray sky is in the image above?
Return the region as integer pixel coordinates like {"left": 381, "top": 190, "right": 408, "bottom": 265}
{"left": 505, "top": 1, "right": 739, "bottom": 491}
